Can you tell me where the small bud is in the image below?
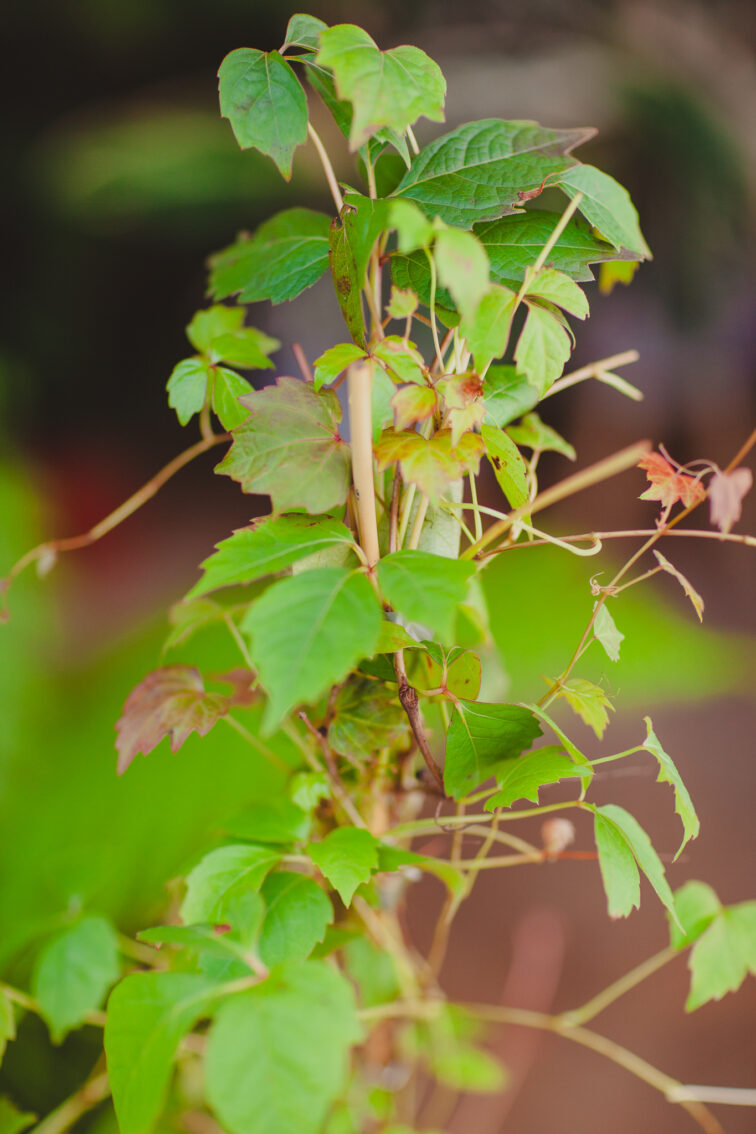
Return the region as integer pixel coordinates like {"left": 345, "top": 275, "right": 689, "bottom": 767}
{"left": 541, "top": 817, "right": 576, "bottom": 859}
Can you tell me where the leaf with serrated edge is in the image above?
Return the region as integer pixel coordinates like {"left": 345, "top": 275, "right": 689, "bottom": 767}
{"left": 375, "top": 429, "right": 484, "bottom": 504}
{"left": 482, "top": 366, "right": 539, "bottom": 428}
{"left": 32, "top": 916, "right": 119, "bottom": 1042}
{"left": 257, "top": 872, "right": 333, "bottom": 966}
{"left": 555, "top": 164, "right": 651, "bottom": 258}
{"left": 328, "top": 678, "right": 408, "bottom": 758}
{"left": 434, "top": 228, "right": 490, "bottom": 322}
{"left": 444, "top": 701, "right": 542, "bottom": 799}
{"left": 391, "top": 384, "right": 437, "bottom": 431}
{"left": 667, "top": 881, "right": 721, "bottom": 951}
{"left": 210, "top": 209, "right": 332, "bottom": 304}
{"left": 594, "top": 803, "right": 676, "bottom": 918}
{"left": 307, "top": 828, "right": 381, "bottom": 905}
{"left": 485, "top": 746, "right": 583, "bottom": 809}
{"left": 593, "top": 603, "right": 624, "bottom": 662}
{"left": 313, "top": 343, "right": 367, "bottom": 390}
{"left": 242, "top": 568, "right": 382, "bottom": 733}
{"left": 460, "top": 285, "right": 517, "bottom": 371}
{"left": 643, "top": 717, "right": 699, "bottom": 858}
{"left": 653, "top": 551, "right": 704, "bottom": 622}
{"left": 515, "top": 301, "right": 572, "bottom": 395}
{"left": 594, "top": 809, "right": 640, "bottom": 918}
{"left": 166, "top": 358, "right": 211, "bottom": 426}
{"left": 393, "top": 119, "right": 593, "bottom": 228}
{"left": 481, "top": 424, "right": 529, "bottom": 510}
{"left": 377, "top": 551, "right": 475, "bottom": 642}
{"left": 507, "top": 412, "right": 576, "bottom": 460}
{"left": 685, "top": 902, "right": 756, "bottom": 1011}
{"left": 218, "top": 49, "right": 308, "bottom": 178}
{"left": 526, "top": 268, "right": 589, "bottom": 319}
{"left": 216, "top": 378, "right": 350, "bottom": 515}
{"left": 558, "top": 677, "right": 613, "bottom": 739}
{"left": 181, "top": 844, "right": 279, "bottom": 924}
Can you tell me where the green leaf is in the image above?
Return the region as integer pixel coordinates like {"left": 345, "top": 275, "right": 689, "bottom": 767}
{"left": 459, "top": 284, "right": 517, "bottom": 370}
{"left": 390, "top": 251, "right": 458, "bottom": 325}
{"left": 282, "top": 14, "right": 328, "bottom": 52}
{"left": 258, "top": 872, "right": 333, "bottom": 966}
{"left": 484, "top": 746, "right": 583, "bottom": 809}
{"left": 0, "top": 990, "right": 15, "bottom": 1062}
{"left": 377, "top": 843, "right": 465, "bottom": 896}
{"left": 289, "top": 771, "right": 330, "bottom": 811}
{"left": 555, "top": 164, "right": 651, "bottom": 258}
{"left": 482, "top": 365, "right": 539, "bottom": 428}
{"left": 0, "top": 1100, "right": 35, "bottom": 1134}
{"left": 216, "top": 378, "right": 351, "bottom": 514}
{"left": 377, "top": 551, "right": 475, "bottom": 642}
{"left": 180, "top": 844, "right": 280, "bottom": 924}
{"left": 32, "top": 915, "right": 119, "bottom": 1043}
{"left": 206, "top": 961, "right": 361, "bottom": 1134}
{"left": 210, "top": 209, "right": 332, "bottom": 304}
{"left": 374, "top": 429, "right": 484, "bottom": 504}
{"left": 387, "top": 285, "right": 419, "bottom": 319}
{"left": 481, "top": 424, "right": 529, "bottom": 509}
{"left": 593, "top": 803, "right": 676, "bottom": 919}
{"left": 224, "top": 798, "right": 312, "bottom": 845}
{"left": 391, "top": 384, "right": 437, "bottom": 431}
{"left": 166, "top": 358, "right": 211, "bottom": 426}
{"left": 389, "top": 199, "right": 434, "bottom": 253}
{"left": 444, "top": 701, "right": 542, "bottom": 799}
{"left": 526, "top": 268, "right": 589, "bottom": 319}
{"left": 211, "top": 367, "right": 253, "bottom": 431}
{"left": 527, "top": 703, "right": 594, "bottom": 795}
{"left": 242, "top": 567, "right": 383, "bottom": 732}
{"left": 593, "top": 809, "right": 640, "bottom": 919}
{"left": 313, "top": 343, "right": 367, "bottom": 390}
{"left": 393, "top": 119, "right": 592, "bottom": 227}
{"left": 434, "top": 228, "right": 489, "bottom": 323}
{"left": 557, "top": 677, "right": 613, "bottom": 739}
{"left": 514, "top": 301, "right": 572, "bottom": 395}
{"left": 373, "top": 336, "right": 427, "bottom": 385}
{"left": 506, "top": 411, "right": 576, "bottom": 460}
{"left": 329, "top": 211, "right": 366, "bottom": 344}
{"left": 307, "top": 828, "right": 381, "bottom": 905}
{"left": 328, "top": 678, "right": 408, "bottom": 759}
{"left": 431, "top": 1046, "right": 507, "bottom": 1092}
{"left": 188, "top": 514, "right": 355, "bottom": 599}
{"left": 106, "top": 972, "right": 220, "bottom": 1134}
{"left": 186, "top": 305, "right": 242, "bottom": 352}
{"left": 343, "top": 936, "right": 401, "bottom": 1007}
{"left": 643, "top": 717, "right": 700, "bottom": 858}
{"left": 218, "top": 48, "right": 308, "bottom": 178}
{"left": 685, "top": 901, "right": 756, "bottom": 1011}
{"left": 137, "top": 923, "right": 253, "bottom": 963}
{"left": 316, "top": 24, "right": 445, "bottom": 150}
{"left": 185, "top": 306, "right": 279, "bottom": 364}
{"left": 668, "top": 881, "right": 721, "bottom": 951}
{"left": 593, "top": 602, "right": 624, "bottom": 662}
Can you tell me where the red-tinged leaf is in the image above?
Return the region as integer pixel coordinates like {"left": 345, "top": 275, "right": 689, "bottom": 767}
{"left": 638, "top": 452, "right": 706, "bottom": 511}
{"left": 390, "top": 385, "right": 437, "bottom": 431}
{"left": 708, "top": 467, "right": 752, "bottom": 533}
{"left": 653, "top": 551, "right": 704, "bottom": 622}
{"left": 115, "top": 667, "right": 231, "bottom": 775}
{"left": 375, "top": 429, "right": 484, "bottom": 503}
{"left": 437, "top": 372, "right": 487, "bottom": 444}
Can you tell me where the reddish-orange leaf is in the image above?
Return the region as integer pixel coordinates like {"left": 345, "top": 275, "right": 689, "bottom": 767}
{"left": 390, "top": 384, "right": 437, "bottom": 431}
{"left": 638, "top": 452, "right": 705, "bottom": 510}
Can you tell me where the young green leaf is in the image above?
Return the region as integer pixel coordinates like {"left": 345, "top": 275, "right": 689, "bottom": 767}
{"left": 668, "top": 881, "right": 721, "bottom": 951}
{"left": 642, "top": 717, "right": 700, "bottom": 858}
{"left": 373, "top": 336, "right": 427, "bottom": 385}
{"left": 593, "top": 803, "right": 676, "bottom": 919}
{"left": 593, "top": 603, "right": 624, "bottom": 662}
{"left": 210, "top": 209, "right": 332, "bottom": 304}
{"left": 282, "top": 14, "right": 328, "bottom": 52}
{"left": 0, "top": 989, "right": 15, "bottom": 1062}
{"left": 459, "top": 284, "right": 517, "bottom": 370}
{"left": 180, "top": 844, "right": 280, "bottom": 925}
{"left": 242, "top": 567, "right": 383, "bottom": 732}
{"left": 434, "top": 228, "right": 490, "bottom": 323}
{"left": 377, "top": 551, "right": 475, "bottom": 643}
{"left": 211, "top": 367, "right": 253, "bottom": 430}
{"left": 431, "top": 1046, "right": 507, "bottom": 1093}
{"left": 218, "top": 49, "right": 308, "bottom": 178}
{"left": 444, "top": 701, "right": 542, "bottom": 799}
{"left": 393, "top": 119, "right": 593, "bottom": 228}
{"left": 391, "top": 384, "right": 437, "bottom": 431}
{"left": 224, "top": 798, "right": 312, "bottom": 845}
{"left": 527, "top": 703, "right": 594, "bottom": 794}
{"left": 216, "top": 378, "right": 351, "bottom": 514}
{"left": 481, "top": 424, "right": 529, "bottom": 510}
{"left": 186, "top": 306, "right": 279, "bottom": 366}
{"left": 313, "top": 343, "right": 367, "bottom": 390}
{"left": 316, "top": 25, "right": 445, "bottom": 150}
{"left": 555, "top": 164, "right": 651, "bottom": 259}
{"left": 484, "top": 746, "right": 583, "bottom": 809}
{"left": 205, "top": 961, "right": 361, "bottom": 1134}
{"left": 593, "top": 808, "right": 641, "bottom": 919}
{"left": 507, "top": 412, "right": 576, "bottom": 460}
{"left": 106, "top": 972, "right": 220, "bottom": 1134}
{"left": 375, "top": 429, "right": 484, "bottom": 504}
{"left": 482, "top": 365, "right": 540, "bottom": 428}
{"left": 376, "top": 843, "right": 465, "bottom": 896}
{"left": 136, "top": 923, "right": 253, "bottom": 964}
{"left": 257, "top": 872, "right": 333, "bottom": 966}
{"left": 389, "top": 199, "right": 435, "bottom": 253}
{"left": 327, "top": 678, "right": 408, "bottom": 758}
{"left": 0, "top": 1099, "right": 35, "bottom": 1134}
{"left": 387, "top": 285, "right": 419, "bottom": 320}
{"left": 525, "top": 268, "right": 589, "bottom": 319}
{"left": 32, "top": 916, "right": 119, "bottom": 1043}
{"left": 390, "top": 250, "right": 458, "bottom": 324}
{"left": 307, "top": 828, "right": 381, "bottom": 905}
{"left": 166, "top": 358, "right": 212, "bottom": 426}
{"left": 684, "top": 901, "right": 756, "bottom": 1012}
{"left": 557, "top": 677, "right": 613, "bottom": 739}
{"left": 188, "top": 514, "right": 355, "bottom": 599}
{"left": 514, "top": 301, "right": 572, "bottom": 395}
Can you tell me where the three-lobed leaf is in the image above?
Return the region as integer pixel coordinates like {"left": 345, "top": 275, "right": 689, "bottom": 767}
{"left": 32, "top": 916, "right": 119, "bottom": 1042}
{"left": 218, "top": 48, "right": 308, "bottom": 178}
{"left": 307, "top": 827, "right": 381, "bottom": 906}
{"left": 180, "top": 844, "right": 280, "bottom": 925}
{"left": 556, "top": 677, "right": 613, "bottom": 739}
{"left": 444, "top": 701, "right": 542, "bottom": 799}
{"left": 593, "top": 803, "right": 676, "bottom": 919}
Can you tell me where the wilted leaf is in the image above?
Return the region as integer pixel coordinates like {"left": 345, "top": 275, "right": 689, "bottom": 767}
{"left": 557, "top": 677, "right": 613, "bottom": 738}
{"left": 210, "top": 209, "right": 332, "bottom": 304}
{"left": 638, "top": 452, "right": 706, "bottom": 511}
{"left": 643, "top": 717, "right": 700, "bottom": 857}
{"left": 216, "top": 378, "right": 351, "bottom": 514}
{"left": 708, "top": 467, "right": 752, "bottom": 533}
{"left": 653, "top": 551, "right": 704, "bottom": 622}
{"left": 218, "top": 48, "right": 308, "bottom": 178}
{"left": 593, "top": 603, "right": 624, "bottom": 662}
{"left": 307, "top": 828, "right": 381, "bottom": 905}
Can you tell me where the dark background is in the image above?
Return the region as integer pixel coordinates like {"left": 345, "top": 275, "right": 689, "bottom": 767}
{"left": 0, "top": 2, "right": 754, "bottom": 1131}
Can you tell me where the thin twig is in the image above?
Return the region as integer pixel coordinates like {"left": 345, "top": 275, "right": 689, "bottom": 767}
{"left": 307, "top": 122, "right": 344, "bottom": 212}
{"left": 393, "top": 651, "right": 445, "bottom": 795}
{"left": 292, "top": 342, "right": 313, "bottom": 383}
{"left": 347, "top": 360, "right": 380, "bottom": 566}
{"left": 298, "top": 711, "right": 368, "bottom": 828}
{"left": 31, "top": 1069, "right": 111, "bottom": 1134}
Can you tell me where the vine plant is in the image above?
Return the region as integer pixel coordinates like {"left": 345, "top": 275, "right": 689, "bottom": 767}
{"left": 2, "top": 14, "right": 756, "bottom": 1134}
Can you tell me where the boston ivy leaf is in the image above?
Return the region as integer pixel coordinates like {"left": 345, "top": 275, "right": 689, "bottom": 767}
{"left": 166, "top": 358, "right": 212, "bottom": 426}
{"left": 257, "top": 872, "right": 333, "bottom": 966}
{"left": 329, "top": 211, "right": 366, "bottom": 344}
{"left": 209, "top": 209, "right": 332, "bottom": 304}
{"left": 216, "top": 378, "right": 351, "bottom": 514}
{"left": 376, "top": 843, "right": 465, "bottom": 896}
{"left": 638, "top": 451, "right": 706, "bottom": 511}
{"left": 387, "top": 285, "right": 418, "bottom": 320}
{"left": 106, "top": 972, "right": 220, "bottom": 1134}
{"left": 224, "top": 798, "right": 311, "bottom": 845}
{"left": 653, "top": 551, "right": 705, "bottom": 623}
{"left": 481, "top": 424, "right": 529, "bottom": 510}
{"left": 316, "top": 24, "right": 445, "bottom": 150}
{"left": 218, "top": 48, "right": 308, "bottom": 178}
{"left": 242, "top": 567, "right": 383, "bottom": 732}
{"left": 186, "top": 306, "right": 279, "bottom": 364}
{"left": 668, "top": 881, "right": 721, "bottom": 951}
{"left": 390, "top": 250, "right": 458, "bottom": 325}
{"left": 282, "top": 14, "right": 328, "bottom": 52}
{"left": 393, "top": 119, "right": 593, "bottom": 228}
{"left": 507, "top": 411, "right": 576, "bottom": 460}
{"left": 0, "top": 989, "right": 15, "bottom": 1062}
{"left": 514, "top": 301, "right": 572, "bottom": 395}
{"left": 555, "top": 164, "right": 651, "bottom": 259}
{"left": 137, "top": 924, "right": 252, "bottom": 964}
{"left": 205, "top": 961, "right": 361, "bottom": 1134}
{"left": 0, "top": 1100, "right": 35, "bottom": 1134}
{"left": 307, "top": 828, "right": 381, "bottom": 905}
{"left": 642, "top": 717, "right": 700, "bottom": 858}
{"left": 444, "top": 701, "right": 542, "bottom": 799}
{"left": 188, "top": 514, "right": 355, "bottom": 599}
{"left": 459, "top": 284, "right": 517, "bottom": 371}
{"left": 211, "top": 367, "right": 253, "bottom": 430}
{"left": 485, "top": 746, "right": 583, "bottom": 809}
{"left": 593, "top": 808, "right": 640, "bottom": 919}
{"left": 181, "top": 844, "right": 280, "bottom": 925}
{"left": 593, "top": 602, "right": 624, "bottom": 662}
{"left": 373, "top": 336, "right": 427, "bottom": 385}
{"left": 482, "top": 365, "right": 539, "bottom": 428}
{"left": 556, "top": 677, "right": 613, "bottom": 739}
{"left": 434, "top": 228, "right": 489, "bottom": 322}
{"left": 32, "top": 916, "right": 118, "bottom": 1043}
{"left": 327, "top": 678, "right": 408, "bottom": 759}
{"left": 389, "top": 199, "right": 434, "bottom": 253}
{"left": 313, "top": 343, "right": 367, "bottom": 390}
{"left": 374, "top": 429, "right": 484, "bottom": 504}
{"left": 684, "top": 901, "right": 756, "bottom": 1012}
{"left": 593, "top": 803, "right": 676, "bottom": 918}
{"left": 391, "top": 384, "right": 437, "bottom": 431}
{"left": 525, "top": 268, "right": 589, "bottom": 319}
{"left": 377, "top": 551, "right": 475, "bottom": 643}
{"left": 708, "top": 467, "right": 752, "bottom": 534}
{"left": 115, "top": 666, "right": 231, "bottom": 775}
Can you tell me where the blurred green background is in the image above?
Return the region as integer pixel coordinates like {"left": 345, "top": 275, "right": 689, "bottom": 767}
{"left": 1, "top": 1, "right": 754, "bottom": 1130}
